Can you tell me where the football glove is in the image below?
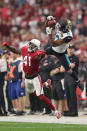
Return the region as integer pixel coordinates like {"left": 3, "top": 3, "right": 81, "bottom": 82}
{"left": 47, "top": 16, "right": 55, "bottom": 21}
{"left": 46, "top": 27, "right": 53, "bottom": 35}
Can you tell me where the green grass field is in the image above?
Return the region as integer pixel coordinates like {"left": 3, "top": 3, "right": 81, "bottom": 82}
{"left": 0, "top": 122, "right": 87, "bottom": 131}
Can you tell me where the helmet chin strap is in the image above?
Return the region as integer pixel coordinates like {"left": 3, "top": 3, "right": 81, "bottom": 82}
{"left": 28, "top": 48, "right": 32, "bottom": 52}
{"left": 28, "top": 46, "right": 38, "bottom": 52}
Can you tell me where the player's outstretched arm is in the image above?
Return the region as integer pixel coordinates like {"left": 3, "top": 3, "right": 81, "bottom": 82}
{"left": 45, "top": 16, "right": 63, "bottom": 47}
{"left": 2, "top": 42, "right": 21, "bottom": 54}
{"left": 46, "top": 27, "right": 72, "bottom": 47}
{"left": 48, "top": 33, "right": 64, "bottom": 47}
{"left": 46, "top": 16, "right": 72, "bottom": 47}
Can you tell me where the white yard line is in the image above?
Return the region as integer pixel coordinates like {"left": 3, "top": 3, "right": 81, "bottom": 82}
{"left": 0, "top": 126, "right": 87, "bottom": 129}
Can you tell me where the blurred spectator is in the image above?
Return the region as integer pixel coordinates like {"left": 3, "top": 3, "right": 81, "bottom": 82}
{"left": 2, "top": 50, "right": 13, "bottom": 113}
{"left": 28, "top": 88, "right": 44, "bottom": 115}
{"left": 0, "top": 0, "right": 86, "bottom": 67}
{"left": 0, "top": 49, "right": 8, "bottom": 116}
{"left": 81, "top": 62, "right": 87, "bottom": 96}
{"left": 39, "top": 55, "right": 54, "bottom": 115}
{"left": 8, "top": 53, "right": 25, "bottom": 115}
{"left": 49, "top": 56, "right": 68, "bottom": 114}
{"left": 16, "top": 0, "right": 26, "bottom": 7}
{"left": 64, "top": 44, "right": 79, "bottom": 116}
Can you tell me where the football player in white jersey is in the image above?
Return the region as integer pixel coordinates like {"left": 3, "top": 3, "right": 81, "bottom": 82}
{"left": 45, "top": 16, "right": 83, "bottom": 91}
{"left": 45, "top": 16, "right": 72, "bottom": 71}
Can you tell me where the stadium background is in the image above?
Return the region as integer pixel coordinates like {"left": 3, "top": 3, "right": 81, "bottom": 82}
{"left": 0, "top": 0, "right": 87, "bottom": 67}
{"left": 0, "top": 0, "right": 87, "bottom": 130}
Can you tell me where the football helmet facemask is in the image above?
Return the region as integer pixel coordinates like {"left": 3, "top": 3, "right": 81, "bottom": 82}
{"left": 27, "top": 39, "right": 40, "bottom": 52}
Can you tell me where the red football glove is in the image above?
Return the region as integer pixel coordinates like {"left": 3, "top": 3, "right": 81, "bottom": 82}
{"left": 2, "top": 42, "right": 8, "bottom": 46}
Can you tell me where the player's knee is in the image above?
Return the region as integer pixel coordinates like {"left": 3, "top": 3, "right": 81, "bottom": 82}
{"left": 38, "top": 94, "right": 44, "bottom": 100}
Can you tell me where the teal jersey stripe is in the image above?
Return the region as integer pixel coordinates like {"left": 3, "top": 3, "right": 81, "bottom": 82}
{"left": 65, "top": 54, "right": 70, "bottom": 67}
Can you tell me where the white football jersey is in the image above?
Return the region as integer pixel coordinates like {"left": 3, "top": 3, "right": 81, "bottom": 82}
{"left": 52, "top": 29, "right": 73, "bottom": 53}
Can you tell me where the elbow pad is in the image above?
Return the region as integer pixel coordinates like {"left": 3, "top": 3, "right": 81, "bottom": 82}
{"left": 63, "top": 36, "right": 72, "bottom": 43}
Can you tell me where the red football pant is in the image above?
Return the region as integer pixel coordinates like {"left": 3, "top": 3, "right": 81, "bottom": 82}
{"left": 38, "top": 94, "right": 55, "bottom": 111}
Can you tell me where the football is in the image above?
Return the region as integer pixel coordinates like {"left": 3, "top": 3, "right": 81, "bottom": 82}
{"left": 47, "top": 20, "right": 56, "bottom": 27}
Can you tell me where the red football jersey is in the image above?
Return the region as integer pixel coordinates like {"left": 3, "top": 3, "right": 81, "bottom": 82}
{"left": 21, "top": 46, "right": 45, "bottom": 75}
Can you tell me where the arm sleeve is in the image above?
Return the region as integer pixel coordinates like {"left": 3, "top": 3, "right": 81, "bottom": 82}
{"left": 18, "top": 61, "right": 23, "bottom": 72}
{"left": 62, "top": 30, "right": 73, "bottom": 43}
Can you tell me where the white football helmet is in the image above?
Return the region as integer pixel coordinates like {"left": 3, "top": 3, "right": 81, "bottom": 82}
{"left": 27, "top": 39, "right": 41, "bottom": 52}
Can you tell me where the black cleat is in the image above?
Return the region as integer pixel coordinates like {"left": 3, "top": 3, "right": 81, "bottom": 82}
{"left": 28, "top": 110, "right": 35, "bottom": 115}
{"left": 15, "top": 111, "right": 23, "bottom": 116}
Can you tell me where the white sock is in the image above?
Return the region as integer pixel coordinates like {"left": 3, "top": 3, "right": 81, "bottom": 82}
{"left": 55, "top": 110, "right": 58, "bottom": 114}
{"left": 14, "top": 108, "right": 17, "bottom": 111}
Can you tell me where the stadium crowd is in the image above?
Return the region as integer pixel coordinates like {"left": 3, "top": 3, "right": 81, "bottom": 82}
{"left": 0, "top": 0, "right": 87, "bottom": 65}
{"left": 0, "top": 0, "right": 87, "bottom": 117}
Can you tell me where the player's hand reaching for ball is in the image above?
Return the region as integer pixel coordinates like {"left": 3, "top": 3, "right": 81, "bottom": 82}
{"left": 45, "top": 16, "right": 56, "bottom": 27}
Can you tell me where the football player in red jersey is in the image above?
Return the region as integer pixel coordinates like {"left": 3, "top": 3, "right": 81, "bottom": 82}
{"left": 1, "top": 39, "right": 61, "bottom": 119}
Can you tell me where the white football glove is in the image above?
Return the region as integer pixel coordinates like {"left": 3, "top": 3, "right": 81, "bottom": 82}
{"left": 55, "top": 23, "right": 60, "bottom": 31}
{"left": 47, "top": 16, "right": 55, "bottom": 21}
{"left": 46, "top": 27, "right": 53, "bottom": 35}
